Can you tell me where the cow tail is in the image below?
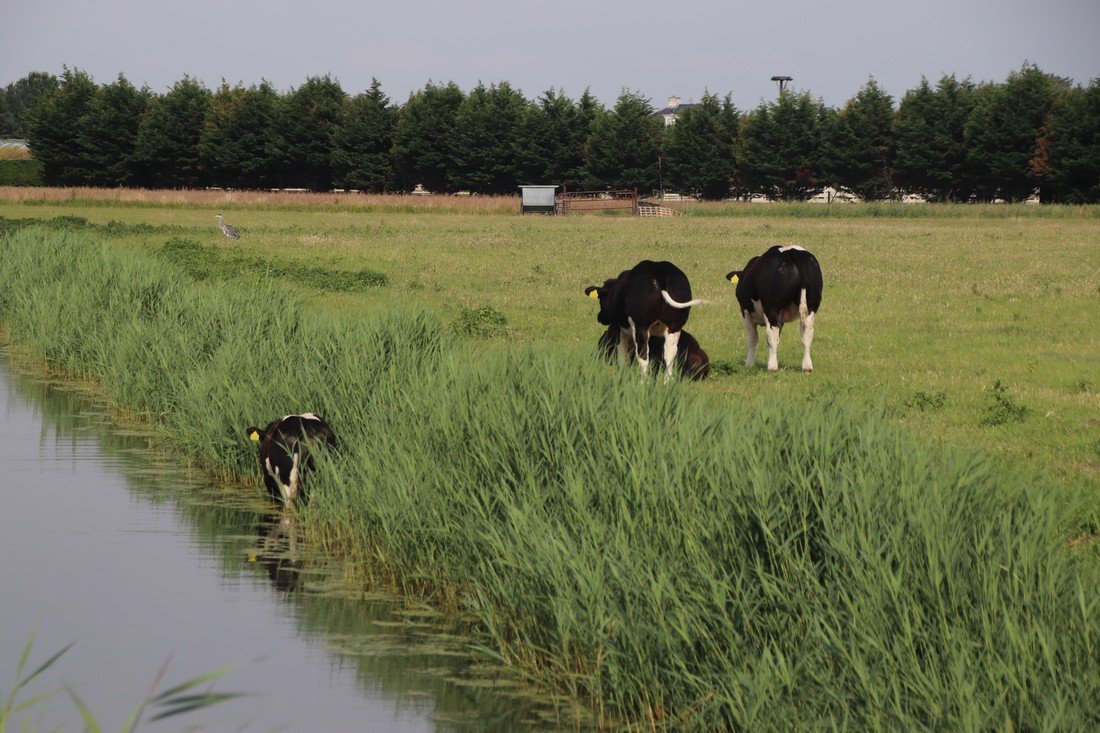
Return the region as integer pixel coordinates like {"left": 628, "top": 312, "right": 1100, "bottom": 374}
{"left": 661, "top": 290, "right": 709, "bottom": 308}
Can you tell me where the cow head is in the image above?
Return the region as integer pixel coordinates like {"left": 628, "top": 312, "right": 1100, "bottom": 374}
{"left": 245, "top": 422, "right": 275, "bottom": 444}
{"left": 584, "top": 281, "right": 615, "bottom": 325}
{"left": 585, "top": 281, "right": 611, "bottom": 323}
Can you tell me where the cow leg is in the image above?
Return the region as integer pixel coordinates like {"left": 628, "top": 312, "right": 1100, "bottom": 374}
{"left": 629, "top": 317, "right": 650, "bottom": 375}
{"left": 799, "top": 290, "right": 815, "bottom": 373}
{"left": 617, "top": 327, "right": 632, "bottom": 366}
{"left": 763, "top": 313, "right": 782, "bottom": 372}
{"left": 741, "top": 311, "right": 758, "bottom": 367}
{"left": 799, "top": 312, "right": 815, "bottom": 373}
{"left": 662, "top": 329, "right": 681, "bottom": 383}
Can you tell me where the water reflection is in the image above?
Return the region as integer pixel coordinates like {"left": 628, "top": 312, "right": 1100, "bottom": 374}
{"left": 0, "top": 354, "right": 585, "bottom": 732}
{"left": 251, "top": 515, "right": 304, "bottom": 592}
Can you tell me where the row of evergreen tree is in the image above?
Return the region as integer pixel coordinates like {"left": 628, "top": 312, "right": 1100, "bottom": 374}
{"left": 3, "top": 65, "right": 1097, "bottom": 202}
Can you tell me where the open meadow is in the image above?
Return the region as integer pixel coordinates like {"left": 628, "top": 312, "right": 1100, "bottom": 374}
{"left": 1, "top": 189, "right": 1099, "bottom": 729}
{"left": 2, "top": 188, "right": 1097, "bottom": 483}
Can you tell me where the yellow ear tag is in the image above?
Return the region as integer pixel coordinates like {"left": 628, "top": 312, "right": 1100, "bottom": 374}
{"left": 730, "top": 274, "right": 739, "bottom": 285}
{"left": 249, "top": 430, "right": 261, "bottom": 441}
{"left": 247, "top": 551, "right": 258, "bottom": 563}
{"left": 588, "top": 290, "right": 599, "bottom": 299}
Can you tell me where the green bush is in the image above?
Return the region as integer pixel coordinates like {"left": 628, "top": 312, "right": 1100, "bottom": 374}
{"left": 0, "top": 158, "right": 44, "bottom": 185}
{"left": 1, "top": 226, "right": 1097, "bottom": 730}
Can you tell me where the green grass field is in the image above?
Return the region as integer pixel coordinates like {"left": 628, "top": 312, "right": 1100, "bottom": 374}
{"left": 2, "top": 195, "right": 1096, "bottom": 485}
{"left": 1, "top": 197, "right": 1098, "bottom": 729}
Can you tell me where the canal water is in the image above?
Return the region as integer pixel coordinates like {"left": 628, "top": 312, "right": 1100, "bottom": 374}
{"left": 0, "top": 356, "right": 576, "bottom": 732}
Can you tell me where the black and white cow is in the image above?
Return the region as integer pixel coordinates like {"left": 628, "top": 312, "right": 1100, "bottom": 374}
{"left": 725, "top": 245, "right": 822, "bottom": 373}
{"left": 245, "top": 413, "right": 337, "bottom": 506}
{"left": 585, "top": 260, "right": 705, "bottom": 378}
{"left": 597, "top": 325, "right": 711, "bottom": 380}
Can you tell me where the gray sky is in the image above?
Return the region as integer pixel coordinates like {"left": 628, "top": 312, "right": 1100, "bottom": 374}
{"left": 2, "top": 0, "right": 1098, "bottom": 109}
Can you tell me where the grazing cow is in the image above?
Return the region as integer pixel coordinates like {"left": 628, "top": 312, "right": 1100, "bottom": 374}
{"left": 597, "top": 325, "right": 710, "bottom": 380}
{"left": 726, "top": 245, "right": 822, "bottom": 372}
{"left": 245, "top": 413, "right": 337, "bottom": 506}
{"left": 585, "top": 260, "right": 705, "bottom": 378}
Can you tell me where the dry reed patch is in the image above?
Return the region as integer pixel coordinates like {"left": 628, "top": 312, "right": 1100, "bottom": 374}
{"left": 0, "top": 147, "right": 33, "bottom": 160}
{"left": 0, "top": 185, "right": 519, "bottom": 213}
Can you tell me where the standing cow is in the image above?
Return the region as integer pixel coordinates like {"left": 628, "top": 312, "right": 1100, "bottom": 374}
{"left": 585, "top": 260, "right": 705, "bottom": 379}
{"left": 726, "top": 245, "right": 822, "bottom": 373}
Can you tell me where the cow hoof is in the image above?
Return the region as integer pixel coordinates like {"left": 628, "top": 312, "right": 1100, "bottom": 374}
{"left": 802, "top": 367, "right": 813, "bottom": 374}
{"left": 768, "top": 366, "right": 779, "bottom": 373}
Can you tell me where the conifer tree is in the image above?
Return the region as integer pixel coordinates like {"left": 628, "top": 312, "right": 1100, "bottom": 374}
{"left": 1044, "top": 79, "right": 1100, "bottom": 203}
{"left": 331, "top": 78, "right": 397, "bottom": 193}
{"left": 268, "top": 75, "right": 346, "bottom": 191}
{"left": 820, "top": 79, "right": 895, "bottom": 200}
{"left": 965, "top": 64, "right": 1068, "bottom": 201}
{"left": 26, "top": 67, "right": 95, "bottom": 185}
{"left": 452, "top": 81, "right": 529, "bottom": 194}
{"left": 393, "top": 81, "right": 464, "bottom": 192}
{"left": 663, "top": 92, "right": 738, "bottom": 199}
{"left": 76, "top": 74, "right": 149, "bottom": 187}
{"left": 200, "top": 81, "right": 279, "bottom": 189}
{"left": 892, "top": 75, "right": 977, "bottom": 201}
{"left": 585, "top": 90, "right": 661, "bottom": 191}
{"left": 132, "top": 76, "right": 212, "bottom": 188}
{"left": 737, "top": 90, "right": 827, "bottom": 200}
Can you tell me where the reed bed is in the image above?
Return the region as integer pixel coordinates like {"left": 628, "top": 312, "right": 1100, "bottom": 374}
{"left": 1, "top": 226, "right": 1097, "bottom": 729}
{"left": 3, "top": 186, "right": 1096, "bottom": 220}
{"left": 0, "top": 186, "right": 519, "bottom": 214}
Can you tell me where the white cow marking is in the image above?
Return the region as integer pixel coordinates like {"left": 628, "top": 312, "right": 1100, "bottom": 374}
{"left": 778, "top": 245, "right": 806, "bottom": 252}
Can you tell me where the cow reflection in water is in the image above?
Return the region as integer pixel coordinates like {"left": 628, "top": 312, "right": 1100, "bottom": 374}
{"left": 249, "top": 514, "right": 304, "bottom": 592}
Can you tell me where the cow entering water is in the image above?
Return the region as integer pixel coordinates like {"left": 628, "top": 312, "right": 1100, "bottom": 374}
{"left": 245, "top": 413, "right": 337, "bottom": 506}
{"left": 726, "top": 245, "right": 822, "bottom": 373}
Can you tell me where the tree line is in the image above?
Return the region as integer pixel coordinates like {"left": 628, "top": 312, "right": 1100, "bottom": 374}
{"left": 2, "top": 64, "right": 1097, "bottom": 202}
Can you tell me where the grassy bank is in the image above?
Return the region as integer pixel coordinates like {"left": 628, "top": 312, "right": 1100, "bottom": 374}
{"left": 1, "top": 201, "right": 1097, "bottom": 484}
{"left": 1, "top": 226, "right": 1097, "bottom": 729}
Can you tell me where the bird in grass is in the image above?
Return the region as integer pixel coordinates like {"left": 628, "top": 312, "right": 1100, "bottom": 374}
{"left": 216, "top": 213, "right": 241, "bottom": 239}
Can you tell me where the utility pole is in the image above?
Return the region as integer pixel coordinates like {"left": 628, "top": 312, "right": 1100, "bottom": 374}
{"left": 771, "top": 75, "right": 792, "bottom": 93}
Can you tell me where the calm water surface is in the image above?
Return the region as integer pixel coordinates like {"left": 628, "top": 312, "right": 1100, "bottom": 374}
{"left": 0, "top": 357, "right": 572, "bottom": 732}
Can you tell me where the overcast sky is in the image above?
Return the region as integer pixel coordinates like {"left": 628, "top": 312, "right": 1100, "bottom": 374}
{"left": 2, "top": 0, "right": 1097, "bottom": 110}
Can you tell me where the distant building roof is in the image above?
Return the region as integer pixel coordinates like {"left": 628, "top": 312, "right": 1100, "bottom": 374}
{"left": 654, "top": 96, "right": 699, "bottom": 125}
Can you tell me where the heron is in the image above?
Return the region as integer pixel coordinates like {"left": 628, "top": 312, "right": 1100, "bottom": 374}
{"left": 216, "top": 213, "right": 241, "bottom": 239}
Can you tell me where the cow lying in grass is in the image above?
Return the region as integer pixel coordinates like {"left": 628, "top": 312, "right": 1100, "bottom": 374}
{"left": 726, "top": 245, "right": 822, "bottom": 372}
{"left": 245, "top": 413, "right": 337, "bottom": 506}
{"left": 597, "top": 325, "right": 710, "bottom": 380}
{"left": 585, "top": 260, "right": 705, "bottom": 379}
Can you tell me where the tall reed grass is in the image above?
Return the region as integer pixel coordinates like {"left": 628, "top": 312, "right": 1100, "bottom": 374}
{"left": 1, "top": 226, "right": 1097, "bottom": 729}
